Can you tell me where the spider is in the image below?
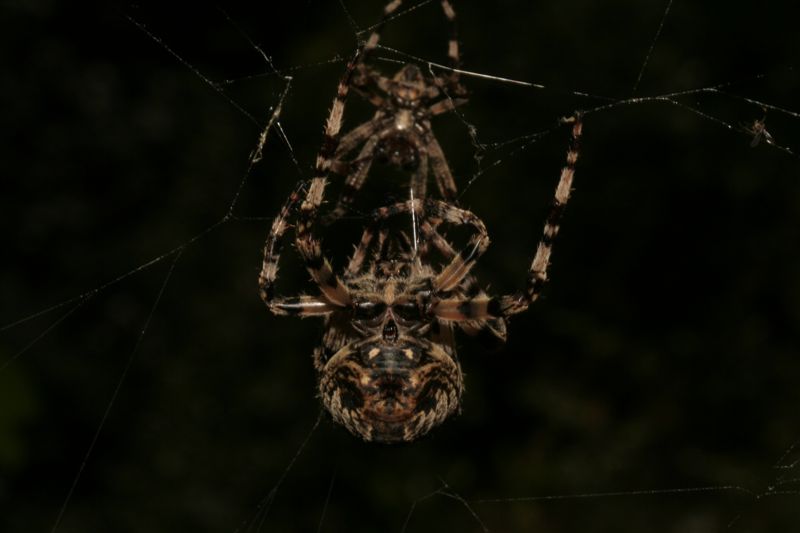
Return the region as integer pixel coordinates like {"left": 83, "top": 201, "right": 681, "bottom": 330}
{"left": 321, "top": 0, "right": 468, "bottom": 223}
{"left": 258, "top": 44, "right": 583, "bottom": 439}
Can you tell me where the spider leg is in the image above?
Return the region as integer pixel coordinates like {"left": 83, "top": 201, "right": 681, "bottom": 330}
{"left": 258, "top": 180, "right": 306, "bottom": 307}
{"left": 364, "top": 0, "right": 462, "bottom": 94}
{"left": 352, "top": 83, "right": 390, "bottom": 109}
{"left": 296, "top": 179, "right": 352, "bottom": 307}
{"left": 428, "top": 98, "right": 468, "bottom": 117}
{"left": 453, "top": 298, "right": 508, "bottom": 344}
{"left": 365, "top": 0, "right": 406, "bottom": 52}
{"left": 439, "top": 0, "right": 463, "bottom": 94}
{"left": 430, "top": 294, "right": 503, "bottom": 321}
{"left": 325, "top": 134, "right": 380, "bottom": 223}
{"left": 419, "top": 219, "right": 452, "bottom": 256}
{"left": 501, "top": 114, "right": 583, "bottom": 316}
{"left": 334, "top": 115, "right": 391, "bottom": 159}
{"left": 410, "top": 150, "right": 430, "bottom": 208}
{"left": 258, "top": 183, "right": 342, "bottom": 317}
{"left": 293, "top": 48, "right": 369, "bottom": 307}
{"left": 360, "top": 227, "right": 391, "bottom": 277}
{"left": 257, "top": 180, "right": 350, "bottom": 317}
{"left": 345, "top": 222, "right": 382, "bottom": 277}
{"left": 270, "top": 296, "right": 339, "bottom": 316}
{"left": 371, "top": 199, "right": 489, "bottom": 292}
{"left": 313, "top": 48, "right": 365, "bottom": 178}
{"left": 417, "top": 221, "right": 507, "bottom": 342}
{"left": 431, "top": 114, "right": 584, "bottom": 320}
{"left": 426, "top": 132, "right": 459, "bottom": 202}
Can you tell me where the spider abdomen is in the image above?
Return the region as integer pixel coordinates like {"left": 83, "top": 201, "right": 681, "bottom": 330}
{"left": 319, "top": 331, "right": 462, "bottom": 442}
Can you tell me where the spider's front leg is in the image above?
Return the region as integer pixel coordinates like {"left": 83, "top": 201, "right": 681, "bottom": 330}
{"left": 260, "top": 177, "right": 353, "bottom": 313}
{"left": 258, "top": 181, "right": 338, "bottom": 317}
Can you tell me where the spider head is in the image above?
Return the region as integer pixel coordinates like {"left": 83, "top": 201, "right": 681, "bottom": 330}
{"left": 319, "top": 297, "right": 463, "bottom": 442}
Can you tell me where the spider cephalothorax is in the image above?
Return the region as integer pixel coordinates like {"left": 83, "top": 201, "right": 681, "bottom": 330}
{"left": 364, "top": 65, "right": 459, "bottom": 173}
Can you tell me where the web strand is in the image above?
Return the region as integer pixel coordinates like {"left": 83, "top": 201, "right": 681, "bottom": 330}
{"left": 50, "top": 250, "right": 182, "bottom": 533}
{"left": 632, "top": 0, "right": 675, "bottom": 93}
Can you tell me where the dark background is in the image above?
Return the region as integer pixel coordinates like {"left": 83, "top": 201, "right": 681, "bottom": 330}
{"left": 2, "top": 1, "right": 799, "bottom": 531}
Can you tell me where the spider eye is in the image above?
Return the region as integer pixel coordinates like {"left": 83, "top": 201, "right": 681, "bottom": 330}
{"left": 393, "top": 301, "right": 422, "bottom": 322}
{"left": 354, "top": 302, "right": 386, "bottom": 320}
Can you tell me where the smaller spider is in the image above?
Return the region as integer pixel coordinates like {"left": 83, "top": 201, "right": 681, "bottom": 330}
{"left": 320, "top": 0, "right": 468, "bottom": 222}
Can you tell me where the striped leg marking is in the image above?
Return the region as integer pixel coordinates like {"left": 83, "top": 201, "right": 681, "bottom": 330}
{"left": 503, "top": 114, "right": 584, "bottom": 316}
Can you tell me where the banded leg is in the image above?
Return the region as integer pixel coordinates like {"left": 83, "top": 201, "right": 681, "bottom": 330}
{"left": 326, "top": 135, "right": 381, "bottom": 222}
{"left": 418, "top": 221, "right": 507, "bottom": 341}
{"left": 410, "top": 150, "right": 431, "bottom": 208}
{"left": 433, "top": 114, "right": 584, "bottom": 320}
{"left": 365, "top": 0, "right": 402, "bottom": 49}
{"left": 296, "top": 178, "right": 352, "bottom": 307}
{"left": 370, "top": 227, "right": 390, "bottom": 272}
{"left": 418, "top": 219, "right": 453, "bottom": 263}
{"left": 270, "top": 296, "right": 339, "bottom": 317}
{"left": 371, "top": 199, "right": 489, "bottom": 292}
{"left": 426, "top": 132, "right": 458, "bottom": 202}
{"left": 313, "top": 47, "right": 366, "bottom": 180}
{"left": 259, "top": 180, "right": 306, "bottom": 305}
{"left": 364, "top": 0, "right": 463, "bottom": 96}
{"left": 333, "top": 115, "right": 391, "bottom": 160}
{"left": 506, "top": 113, "right": 583, "bottom": 315}
{"left": 428, "top": 97, "right": 468, "bottom": 117}
{"left": 345, "top": 221, "right": 385, "bottom": 277}
{"left": 439, "top": 0, "right": 464, "bottom": 95}
{"left": 293, "top": 48, "right": 368, "bottom": 307}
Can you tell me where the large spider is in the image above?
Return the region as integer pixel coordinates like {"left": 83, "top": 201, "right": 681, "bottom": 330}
{"left": 258, "top": 51, "right": 583, "bottom": 439}
{"left": 321, "top": 0, "right": 468, "bottom": 222}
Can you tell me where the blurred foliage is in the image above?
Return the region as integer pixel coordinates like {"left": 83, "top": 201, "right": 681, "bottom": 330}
{"left": 1, "top": 0, "right": 799, "bottom": 532}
